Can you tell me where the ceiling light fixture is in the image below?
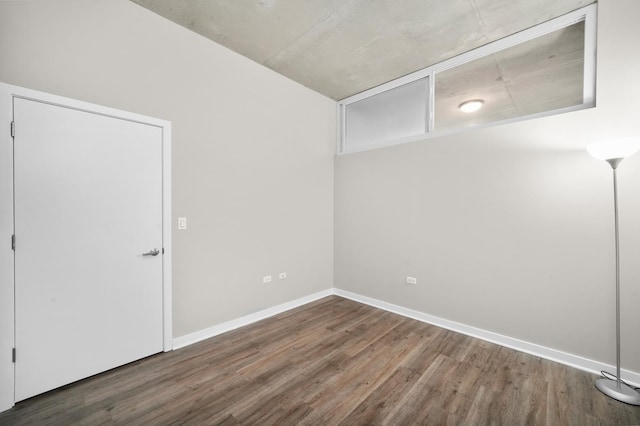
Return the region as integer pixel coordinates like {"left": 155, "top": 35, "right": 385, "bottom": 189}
{"left": 458, "top": 99, "right": 484, "bottom": 113}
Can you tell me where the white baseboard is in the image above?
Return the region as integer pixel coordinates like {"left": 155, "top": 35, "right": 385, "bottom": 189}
{"left": 172, "top": 289, "right": 334, "bottom": 349}
{"left": 172, "top": 286, "right": 640, "bottom": 388}
{"left": 333, "top": 288, "right": 640, "bottom": 387}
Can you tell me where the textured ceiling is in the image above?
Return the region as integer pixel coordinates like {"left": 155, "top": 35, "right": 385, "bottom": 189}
{"left": 130, "top": 0, "right": 594, "bottom": 101}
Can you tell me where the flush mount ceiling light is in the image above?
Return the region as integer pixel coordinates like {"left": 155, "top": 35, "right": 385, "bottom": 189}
{"left": 458, "top": 99, "right": 484, "bottom": 113}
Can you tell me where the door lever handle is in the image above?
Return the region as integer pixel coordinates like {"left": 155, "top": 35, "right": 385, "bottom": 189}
{"left": 143, "top": 248, "right": 160, "bottom": 256}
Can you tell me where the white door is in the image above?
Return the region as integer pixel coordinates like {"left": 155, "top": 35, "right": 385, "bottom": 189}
{"left": 13, "top": 97, "right": 164, "bottom": 401}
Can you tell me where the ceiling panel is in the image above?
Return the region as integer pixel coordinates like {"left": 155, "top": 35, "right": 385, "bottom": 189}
{"left": 131, "top": 0, "right": 594, "bottom": 101}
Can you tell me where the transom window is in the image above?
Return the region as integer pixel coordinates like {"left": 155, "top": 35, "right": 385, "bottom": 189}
{"left": 338, "top": 4, "right": 596, "bottom": 154}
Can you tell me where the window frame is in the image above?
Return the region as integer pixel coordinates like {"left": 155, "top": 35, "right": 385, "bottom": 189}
{"left": 337, "top": 3, "right": 597, "bottom": 155}
{"left": 344, "top": 76, "right": 430, "bottom": 150}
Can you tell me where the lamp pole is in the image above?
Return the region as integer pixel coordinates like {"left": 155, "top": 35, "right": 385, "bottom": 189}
{"left": 608, "top": 158, "right": 622, "bottom": 391}
{"left": 594, "top": 156, "right": 640, "bottom": 405}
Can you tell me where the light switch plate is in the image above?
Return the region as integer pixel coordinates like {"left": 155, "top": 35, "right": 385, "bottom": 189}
{"left": 178, "top": 217, "right": 187, "bottom": 230}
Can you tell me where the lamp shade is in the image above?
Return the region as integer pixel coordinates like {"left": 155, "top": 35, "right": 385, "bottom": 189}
{"left": 587, "top": 137, "right": 640, "bottom": 161}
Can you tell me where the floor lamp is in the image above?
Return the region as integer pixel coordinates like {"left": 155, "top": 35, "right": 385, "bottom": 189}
{"left": 587, "top": 137, "right": 640, "bottom": 406}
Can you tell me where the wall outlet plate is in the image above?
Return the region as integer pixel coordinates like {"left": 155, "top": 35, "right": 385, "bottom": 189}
{"left": 279, "top": 272, "right": 287, "bottom": 279}
{"left": 263, "top": 275, "right": 272, "bottom": 283}
{"left": 406, "top": 276, "right": 417, "bottom": 285}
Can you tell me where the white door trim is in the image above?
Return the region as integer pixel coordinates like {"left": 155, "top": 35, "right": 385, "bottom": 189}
{"left": 0, "top": 81, "right": 172, "bottom": 412}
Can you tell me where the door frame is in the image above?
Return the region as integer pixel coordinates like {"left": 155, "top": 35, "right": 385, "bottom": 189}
{"left": 0, "top": 81, "right": 173, "bottom": 412}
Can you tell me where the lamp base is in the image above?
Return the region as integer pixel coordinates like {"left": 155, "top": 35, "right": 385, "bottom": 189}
{"left": 595, "top": 378, "right": 640, "bottom": 405}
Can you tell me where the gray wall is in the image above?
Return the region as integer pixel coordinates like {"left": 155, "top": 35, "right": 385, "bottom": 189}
{"left": 0, "top": 0, "right": 335, "bottom": 338}
{"left": 335, "top": 0, "right": 640, "bottom": 373}
{"left": 2, "top": 0, "right": 639, "bottom": 380}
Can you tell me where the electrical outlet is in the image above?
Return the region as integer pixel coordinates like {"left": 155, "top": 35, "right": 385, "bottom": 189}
{"left": 263, "top": 275, "right": 272, "bottom": 283}
{"left": 279, "top": 272, "right": 287, "bottom": 279}
{"left": 406, "top": 276, "right": 417, "bottom": 285}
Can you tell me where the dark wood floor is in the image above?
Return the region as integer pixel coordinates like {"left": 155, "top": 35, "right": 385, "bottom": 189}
{"left": 1, "top": 296, "right": 639, "bottom": 425}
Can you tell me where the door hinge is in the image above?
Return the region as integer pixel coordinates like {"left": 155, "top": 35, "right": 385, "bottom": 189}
{"left": 10, "top": 121, "right": 15, "bottom": 138}
{"left": 12, "top": 348, "right": 15, "bottom": 363}
{"left": 162, "top": 247, "right": 164, "bottom": 255}
{"left": 11, "top": 234, "right": 15, "bottom": 251}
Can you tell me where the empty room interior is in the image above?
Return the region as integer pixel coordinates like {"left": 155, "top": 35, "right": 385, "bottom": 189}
{"left": 1, "top": 0, "right": 640, "bottom": 424}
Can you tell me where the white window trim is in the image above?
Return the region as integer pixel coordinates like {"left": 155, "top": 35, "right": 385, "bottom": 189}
{"left": 337, "top": 3, "right": 597, "bottom": 155}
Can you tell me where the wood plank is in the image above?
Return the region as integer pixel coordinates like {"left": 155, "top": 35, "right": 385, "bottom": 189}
{"left": 1, "top": 296, "right": 638, "bottom": 425}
